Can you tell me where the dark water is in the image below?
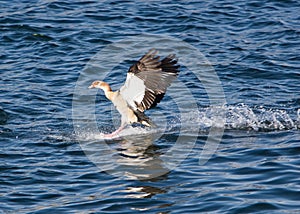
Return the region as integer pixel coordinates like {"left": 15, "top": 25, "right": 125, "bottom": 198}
{"left": 1, "top": 0, "right": 300, "bottom": 213}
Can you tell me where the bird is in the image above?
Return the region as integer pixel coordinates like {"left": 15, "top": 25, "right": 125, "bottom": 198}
{"left": 88, "top": 49, "right": 180, "bottom": 138}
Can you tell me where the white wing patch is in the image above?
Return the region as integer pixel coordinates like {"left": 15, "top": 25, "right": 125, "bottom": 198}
{"left": 120, "top": 73, "right": 145, "bottom": 110}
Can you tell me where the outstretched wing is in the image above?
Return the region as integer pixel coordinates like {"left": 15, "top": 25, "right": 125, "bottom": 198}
{"left": 120, "top": 49, "right": 180, "bottom": 112}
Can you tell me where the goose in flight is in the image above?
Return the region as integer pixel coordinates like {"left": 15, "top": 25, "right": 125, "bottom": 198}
{"left": 89, "top": 49, "right": 180, "bottom": 138}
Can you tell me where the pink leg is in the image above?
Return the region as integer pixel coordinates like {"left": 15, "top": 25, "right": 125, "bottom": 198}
{"left": 102, "top": 126, "right": 125, "bottom": 138}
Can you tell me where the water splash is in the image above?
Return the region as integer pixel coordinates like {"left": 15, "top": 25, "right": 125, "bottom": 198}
{"left": 198, "top": 104, "right": 299, "bottom": 131}
{"left": 74, "top": 104, "right": 299, "bottom": 142}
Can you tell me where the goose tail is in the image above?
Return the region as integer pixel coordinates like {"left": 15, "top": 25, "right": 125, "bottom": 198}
{"left": 134, "top": 110, "right": 156, "bottom": 127}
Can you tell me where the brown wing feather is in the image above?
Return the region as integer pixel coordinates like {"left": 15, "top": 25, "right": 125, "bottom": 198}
{"left": 128, "top": 49, "right": 161, "bottom": 74}
{"left": 128, "top": 49, "right": 180, "bottom": 112}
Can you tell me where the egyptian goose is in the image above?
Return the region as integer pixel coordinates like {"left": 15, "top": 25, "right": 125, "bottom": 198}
{"left": 89, "top": 49, "right": 180, "bottom": 138}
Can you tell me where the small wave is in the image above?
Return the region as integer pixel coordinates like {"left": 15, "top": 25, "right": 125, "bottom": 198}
{"left": 0, "top": 108, "right": 8, "bottom": 125}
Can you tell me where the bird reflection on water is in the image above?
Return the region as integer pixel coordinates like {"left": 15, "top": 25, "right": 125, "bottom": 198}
{"left": 81, "top": 128, "right": 171, "bottom": 181}
{"left": 81, "top": 129, "right": 174, "bottom": 211}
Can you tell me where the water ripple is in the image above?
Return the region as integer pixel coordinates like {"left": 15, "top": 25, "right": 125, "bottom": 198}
{"left": 1, "top": 0, "right": 300, "bottom": 213}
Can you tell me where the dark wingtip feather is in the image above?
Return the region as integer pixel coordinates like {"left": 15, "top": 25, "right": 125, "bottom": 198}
{"left": 161, "top": 54, "right": 180, "bottom": 75}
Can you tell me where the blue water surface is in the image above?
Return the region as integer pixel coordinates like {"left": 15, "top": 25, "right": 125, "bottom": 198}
{"left": 1, "top": 0, "right": 300, "bottom": 213}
